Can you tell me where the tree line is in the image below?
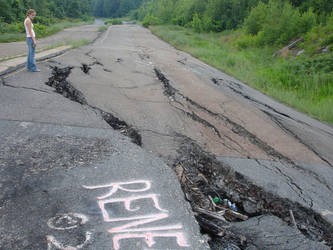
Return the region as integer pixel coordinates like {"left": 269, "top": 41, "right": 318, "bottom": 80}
{"left": 135, "top": 0, "right": 332, "bottom": 49}
{"left": 93, "top": 0, "right": 143, "bottom": 18}
{"left": 0, "top": 0, "right": 94, "bottom": 23}
{"left": 137, "top": 0, "right": 332, "bottom": 31}
{"left": 0, "top": 0, "right": 144, "bottom": 24}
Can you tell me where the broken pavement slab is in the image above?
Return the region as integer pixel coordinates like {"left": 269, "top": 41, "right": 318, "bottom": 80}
{"left": 0, "top": 45, "right": 72, "bottom": 76}
{"left": 229, "top": 215, "right": 329, "bottom": 250}
{"left": 0, "top": 63, "right": 110, "bottom": 129}
{"left": 0, "top": 120, "right": 209, "bottom": 250}
{"left": 217, "top": 157, "right": 333, "bottom": 226}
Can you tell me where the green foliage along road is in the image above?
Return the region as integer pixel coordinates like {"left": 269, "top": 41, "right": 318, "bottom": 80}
{"left": 0, "top": 0, "right": 93, "bottom": 22}
{"left": 0, "top": 0, "right": 141, "bottom": 42}
{"left": 93, "top": 0, "right": 143, "bottom": 18}
{"left": 0, "top": 0, "right": 95, "bottom": 42}
{"left": 135, "top": 0, "right": 333, "bottom": 124}
{"left": 1, "top": 0, "right": 332, "bottom": 123}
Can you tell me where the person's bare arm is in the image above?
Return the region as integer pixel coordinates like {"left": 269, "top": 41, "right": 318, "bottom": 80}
{"left": 26, "top": 19, "right": 36, "bottom": 47}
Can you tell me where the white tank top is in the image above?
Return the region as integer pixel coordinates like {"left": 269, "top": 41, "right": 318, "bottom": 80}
{"left": 24, "top": 18, "right": 35, "bottom": 38}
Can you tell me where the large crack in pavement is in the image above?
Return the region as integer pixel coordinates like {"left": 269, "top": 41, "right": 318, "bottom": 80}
{"left": 46, "top": 66, "right": 87, "bottom": 104}
{"left": 155, "top": 67, "right": 293, "bottom": 162}
{"left": 172, "top": 137, "right": 333, "bottom": 248}
{"left": 154, "top": 67, "right": 332, "bottom": 248}
{"left": 155, "top": 68, "right": 246, "bottom": 154}
{"left": 156, "top": 68, "right": 333, "bottom": 191}
{"left": 213, "top": 77, "right": 333, "bottom": 168}
{"left": 42, "top": 59, "right": 332, "bottom": 248}
{"left": 254, "top": 159, "right": 313, "bottom": 208}
{"left": 211, "top": 78, "right": 333, "bottom": 192}
{"left": 265, "top": 111, "right": 333, "bottom": 168}
{"left": 45, "top": 65, "right": 142, "bottom": 146}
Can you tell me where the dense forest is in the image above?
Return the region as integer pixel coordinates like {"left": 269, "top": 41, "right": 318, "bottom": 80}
{"left": 134, "top": 0, "right": 332, "bottom": 123}
{"left": 1, "top": 0, "right": 332, "bottom": 44}
{"left": 93, "top": 0, "right": 143, "bottom": 18}
{"left": 0, "top": 0, "right": 93, "bottom": 22}
{"left": 0, "top": 0, "right": 143, "bottom": 23}
{"left": 137, "top": 0, "right": 332, "bottom": 44}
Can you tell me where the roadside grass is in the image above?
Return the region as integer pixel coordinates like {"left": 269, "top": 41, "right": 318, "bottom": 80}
{"left": 44, "top": 38, "right": 91, "bottom": 49}
{"left": 0, "top": 20, "right": 93, "bottom": 43}
{"left": 98, "top": 25, "right": 108, "bottom": 32}
{"left": 66, "top": 39, "right": 91, "bottom": 48}
{"left": 150, "top": 25, "right": 333, "bottom": 124}
{"left": 104, "top": 18, "right": 123, "bottom": 25}
{"left": 0, "top": 39, "right": 91, "bottom": 63}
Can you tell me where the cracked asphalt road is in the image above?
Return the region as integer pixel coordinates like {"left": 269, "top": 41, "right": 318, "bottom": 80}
{"left": 55, "top": 24, "right": 332, "bottom": 166}
{"left": 53, "top": 24, "right": 333, "bottom": 242}
{"left": 1, "top": 24, "right": 333, "bottom": 249}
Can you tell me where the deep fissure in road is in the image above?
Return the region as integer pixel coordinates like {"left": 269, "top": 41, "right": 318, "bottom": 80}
{"left": 46, "top": 66, "right": 142, "bottom": 146}
{"left": 212, "top": 78, "right": 333, "bottom": 168}
{"left": 45, "top": 64, "right": 332, "bottom": 248}
{"left": 172, "top": 138, "right": 333, "bottom": 248}
{"left": 155, "top": 68, "right": 293, "bottom": 162}
{"left": 46, "top": 66, "right": 87, "bottom": 105}
{"left": 155, "top": 67, "right": 332, "bottom": 248}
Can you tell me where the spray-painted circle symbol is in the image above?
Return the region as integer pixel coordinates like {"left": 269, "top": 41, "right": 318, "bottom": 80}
{"left": 47, "top": 213, "right": 88, "bottom": 230}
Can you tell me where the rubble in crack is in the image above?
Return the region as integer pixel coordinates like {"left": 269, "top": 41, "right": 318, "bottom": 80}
{"left": 172, "top": 138, "right": 332, "bottom": 249}
{"left": 46, "top": 66, "right": 142, "bottom": 146}
{"left": 46, "top": 66, "right": 87, "bottom": 105}
{"left": 98, "top": 109, "right": 142, "bottom": 146}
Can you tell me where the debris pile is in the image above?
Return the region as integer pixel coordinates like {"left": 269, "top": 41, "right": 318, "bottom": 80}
{"left": 46, "top": 66, "right": 142, "bottom": 146}
{"left": 172, "top": 138, "right": 333, "bottom": 249}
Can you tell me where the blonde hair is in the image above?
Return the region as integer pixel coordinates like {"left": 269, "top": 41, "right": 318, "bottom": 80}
{"left": 26, "top": 9, "right": 36, "bottom": 16}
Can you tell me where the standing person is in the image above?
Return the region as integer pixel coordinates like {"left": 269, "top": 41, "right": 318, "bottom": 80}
{"left": 24, "top": 9, "right": 40, "bottom": 72}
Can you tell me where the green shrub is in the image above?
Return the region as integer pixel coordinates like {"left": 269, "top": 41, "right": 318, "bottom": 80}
{"left": 244, "top": 2, "right": 268, "bottom": 35}
{"left": 111, "top": 19, "right": 122, "bottom": 25}
{"left": 303, "top": 14, "right": 333, "bottom": 54}
{"left": 0, "top": 22, "right": 25, "bottom": 34}
{"left": 235, "top": 33, "right": 254, "bottom": 49}
{"left": 328, "top": 44, "right": 333, "bottom": 51}
{"left": 322, "top": 34, "right": 333, "bottom": 46}
{"left": 243, "top": 0, "right": 316, "bottom": 46}
{"left": 98, "top": 25, "right": 107, "bottom": 32}
{"left": 81, "top": 15, "right": 94, "bottom": 22}
{"left": 34, "top": 16, "right": 52, "bottom": 26}
{"left": 104, "top": 19, "right": 122, "bottom": 25}
{"left": 142, "top": 15, "right": 161, "bottom": 27}
{"left": 13, "top": 22, "right": 25, "bottom": 33}
{"left": 171, "top": 15, "right": 187, "bottom": 26}
{"left": 191, "top": 13, "right": 203, "bottom": 33}
{"left": 104, "top": 19, "right": 112, "bottom": 25}
{"left": 34, "top": 23, "right": 47, "bottom": 37}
